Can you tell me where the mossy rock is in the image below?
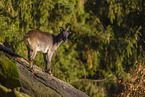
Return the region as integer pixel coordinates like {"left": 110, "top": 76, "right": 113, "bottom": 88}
{"left": 0, "top": 84, "right": 30, "bottom": 97}
{"left": 0, "top": 52, "right": 21, "bottom": 89}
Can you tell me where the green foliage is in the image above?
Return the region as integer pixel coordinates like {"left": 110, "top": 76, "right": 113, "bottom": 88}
{"left": 72, "top": 79, "right": 107, "bottom": 97}
{"left": 0, "top": 0, "right": 144, "bottom": 96}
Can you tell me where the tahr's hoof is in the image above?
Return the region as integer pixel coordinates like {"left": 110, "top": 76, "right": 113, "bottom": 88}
{"left": 49, "top": 71, "right": 53, "bottom": 75}
{"left": 29, "top": 67, "right": 34, "bottom": 72}
{"left": 45, "top": 70, "right": 52, "bottom": 75}
{"left": 45, "top": 69, "right": 49, "bottom": 73}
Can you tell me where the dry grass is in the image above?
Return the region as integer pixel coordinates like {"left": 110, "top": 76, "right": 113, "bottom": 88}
{"left": 120, "top": 60, "right": 145, "bottom": 97}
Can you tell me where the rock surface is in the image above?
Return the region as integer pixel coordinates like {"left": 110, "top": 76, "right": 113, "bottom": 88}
{"left": 16, "top": 58, "right": 89, "bottom": 97}
{"left": 0, "top": 45, "right": 89, "bottom": 97}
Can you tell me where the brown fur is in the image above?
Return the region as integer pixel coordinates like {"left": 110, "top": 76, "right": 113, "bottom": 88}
{"left": 24, "top": 27, "right": 70, "bottom": 74}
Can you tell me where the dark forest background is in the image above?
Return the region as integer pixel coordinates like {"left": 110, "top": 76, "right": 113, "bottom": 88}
{"left": 0, "top": 0, "right": 145, "bottom": 96}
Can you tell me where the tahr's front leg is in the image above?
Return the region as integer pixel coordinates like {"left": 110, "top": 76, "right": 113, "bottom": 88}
{"left": 48, "top": 61, "right": 52, "bottom": 75}
{"left": 47, "top": 52, "right": 53, "bottom": 75}
{"left": 43, "top": 53, "right": 48, "bottom": 73}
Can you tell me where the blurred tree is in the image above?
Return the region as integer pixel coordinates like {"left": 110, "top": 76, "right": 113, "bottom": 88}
{"left": 0, "top": 0, "right": 144, "bottom": 96}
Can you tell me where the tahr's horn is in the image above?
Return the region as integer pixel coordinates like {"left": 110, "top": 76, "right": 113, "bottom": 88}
{"left": 59, "top": 27, "right": 64, "bottom": 30}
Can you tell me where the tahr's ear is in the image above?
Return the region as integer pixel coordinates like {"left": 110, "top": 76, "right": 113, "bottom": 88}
{"left": 59, "top": 27, "right": 64, "bottom": 32}
{"left": 59, "top": 28, "right": 62, "bottom": 32}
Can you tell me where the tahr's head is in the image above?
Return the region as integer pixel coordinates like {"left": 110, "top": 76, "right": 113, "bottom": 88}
{"left": 59, "top": 27, "right": 71, "bottom": 42}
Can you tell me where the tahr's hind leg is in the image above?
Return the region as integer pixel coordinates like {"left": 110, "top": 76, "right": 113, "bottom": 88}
{"left": 27, "top": 48, "right": 37, "bottom": 71}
